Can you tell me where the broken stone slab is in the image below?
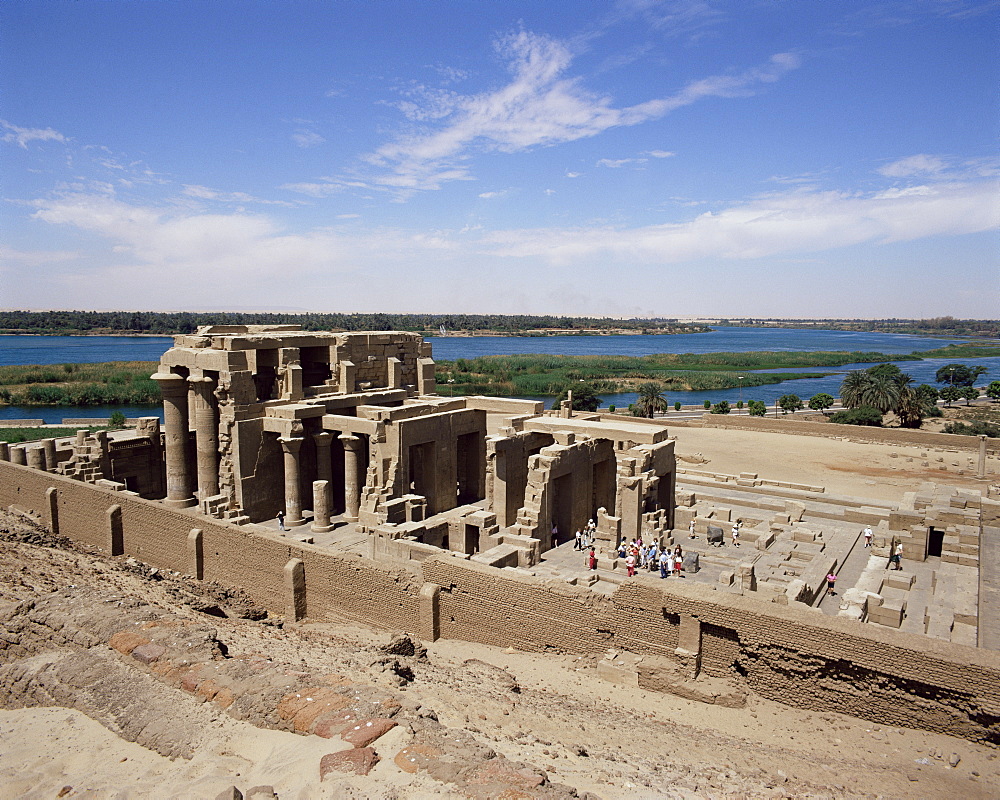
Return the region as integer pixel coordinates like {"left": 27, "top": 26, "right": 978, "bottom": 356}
{"left": 320, "top": 747, "right": 380, "bottom": 778}
{"left": 341, "top": 717, "right": 398, "bottom": 748}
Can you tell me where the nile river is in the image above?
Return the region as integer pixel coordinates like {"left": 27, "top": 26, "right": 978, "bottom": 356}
{"left": 1, "top": 328, "right": 998, "bottom": 422}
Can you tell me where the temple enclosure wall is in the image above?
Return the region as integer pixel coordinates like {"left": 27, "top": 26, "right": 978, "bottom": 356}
{"left": 3, "top": 458, "right": 999, "bottom": 744}
{"left": 679, "top": 414, "right": 1000, "bottom": 453}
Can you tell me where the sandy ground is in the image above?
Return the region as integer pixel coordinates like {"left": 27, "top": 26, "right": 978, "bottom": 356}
{"left": 669, "top": 423, "right": 996, "bottom": 502}
{"left": 2, "top": 423, "right": 999, "bottom": 799}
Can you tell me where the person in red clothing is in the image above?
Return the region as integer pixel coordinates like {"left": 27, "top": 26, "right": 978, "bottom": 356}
{"left": 625, "top": 552, "right": 636, "bottom": 577}
{"left": 588, "top": 547, "right": 597, "bottom": 570}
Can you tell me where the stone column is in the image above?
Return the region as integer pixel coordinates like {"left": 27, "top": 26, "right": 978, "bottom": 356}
{"left": 341, "top": 434, "right": 362, "bottom": 520}
{"left": 313, "top": 432, "right": 333, "bottom": 484}
{"left": 42, "top": 439, "right": 57, "bottom": 472}
{"left": 190, "top": 374, "right": 219, "bottom": 500}
{"left": 0, "top": 442, "right": 8, "bottom": 461}
{"left": 26, "top": 446, "right": 46, "bottom": 471}
{"left": 979, "top": 434, "right": 988, "bottom": 481}
{"left": 312, "top": 480, "right": 333, "bottom": 532}
{"left": 279, "top": 436, "right": 306, "bottom": 526}
{"left": 10, "top": 446, "right": 26, "bottom": 466}
{"left": 152, "top": 372, "right": 195, "bottom": 507}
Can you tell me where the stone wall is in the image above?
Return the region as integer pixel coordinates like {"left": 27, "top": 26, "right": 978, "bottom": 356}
{"left": 4, "top": 458, "right": 999, "bottom": 743}
{"left": 679, "top": 415, "right": 1000, "bottom": 453}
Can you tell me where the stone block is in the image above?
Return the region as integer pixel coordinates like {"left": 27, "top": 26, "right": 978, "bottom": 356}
{"left": 131, "top": 643, "right": 167, "bottom": 664}
{"left": 341, "top": 717, "right": 398, "bottom": 748}
{"left": 320, "top": 748, "right": 379, "bottom": 778}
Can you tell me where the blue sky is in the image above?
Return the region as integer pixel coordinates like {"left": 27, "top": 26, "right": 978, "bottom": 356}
{"left": 1, "top": 0, "right": 998, "bottom": 318}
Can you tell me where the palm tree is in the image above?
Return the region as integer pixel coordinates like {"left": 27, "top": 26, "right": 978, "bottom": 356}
{"left": 840, "top": 371, "right": 870, "bottom": 409}
{"left": 634, "top": 382, "right": 668, "bottom": 418}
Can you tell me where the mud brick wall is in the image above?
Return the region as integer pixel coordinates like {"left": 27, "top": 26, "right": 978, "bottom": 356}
{"left": 422, "top": 556, "right": 623, "bottom": 654}
{"left": 421, "top": 555, "right": 1000, "bottom": 743}
{"left": 0, "top": 461, "right": 417, "bottom": 632}
{"left": 291, "top": 548, "right": 419, "bottom": 630}
{"left": 681, "top": 415, "right": 999, "bottom": 453}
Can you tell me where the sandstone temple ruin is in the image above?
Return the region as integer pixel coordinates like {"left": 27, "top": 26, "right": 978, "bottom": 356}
{"left": 2, "top": 325, "right": 1000, "bottom": 743}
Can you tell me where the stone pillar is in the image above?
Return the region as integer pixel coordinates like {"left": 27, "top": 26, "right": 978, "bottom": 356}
{"left": 42, "top": 439, "right": 57, "bottom": 472}
{"left": 312, "top": 480, "right": 333, "bottom": 532}
{"left": 107, "top": 504, "right": 124, "bottom": 556}
{"left": 340, "top": 360, "right": 356, "bottom": 394}
{"left": 284, "top": 558, "right": 306, "bottom": 621}
{"left": 190, "top": 374, "right": 219, "bottom": 500}
{"left": 26, "top": 446, "right": 46, "bottom": 471}
{"left": 979, "top": 435, "right": 988, "bottom": 481}
{"left": 0, "top": 442, "right": 8, "bottom": 461}
{"left": 341, "top": 434, "right": 362, "bottom": 520}
{"left": 419, "top": 582, "right": 441, "bottom": 642}
{"left": 387, "top": 356, "right": 402, "bottom": 389}
{"left": 675, "top": 614, "right": 702, "bottom": 679}
{"left": 152, "top": 372, "right": 195, "bottom": 508}
{"left": 10, "top": 446, "right": 26, "bottom": 466}
{"left": 188, "top": 528, "right": 204, "bottom": 580}
{"left": 313, "top": 432, "right": 333, "bottom": 484}
{"left": 46, "top": 487, "right": 59, "bottom": 536}
{"left": 279, "top": 436, "right": 306, "bottom": 526}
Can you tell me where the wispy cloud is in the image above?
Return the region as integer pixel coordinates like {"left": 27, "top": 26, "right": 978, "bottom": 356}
{"left": 597, "top": 157, "right": 646, "bottom": 168}
{"left": 479, "top": 179, "right": 1000, "bottom": 263}
{"left": 355, "top": 30, "right": 800, "bottom": 195}
{"left": 182, "top": 184, "right": 296, "bottom": 206}
{"left": 646, "top": 150, "right": 676, "bottom": 158}
{"left": 292, "top": 130, "right": 326, "bottom": 148}
{"left": 1, "top": 119, "right": 68, "bottom": 149}
{"left": 878, "top": 153, "right": 947, "bottom": 177}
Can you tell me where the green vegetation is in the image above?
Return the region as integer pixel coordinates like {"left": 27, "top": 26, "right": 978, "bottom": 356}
{"left": 828, "top": 407, "right": 884, "bottom": 427}
{"left": 942, "top": 420, "right": 1000, "bottom": 438}
{"left": 778, "top": 394, "right": 803, "bottom": 414}
{"left": 550, "top": 384, "right": 602, "bottom": 412}
{"left": 633, "top": 382, "right": 668, "bottom": 418}
{"left": 710, "top": 400, "right": 731, "bottom": 415}
{"left": 747, "top": 400, "right": 768, "bottom": 417}
{"left": 808, "top": 393, "right": 835, "bottom": 413}
{"left": 988, "top": 381, "right": 1000, "bottom": 401}
{"left": 715, "top": 317, "right": 1000, "bottom": 339}
{"left": 0, "top": 310, "right": 707, "bottom": 337}
{"left": 840, "top": 364, "right": 931, "bottom": 428}
{"left": 0, "top": 361, "right": 159, "bottom": 406}
{"left": 0, "top": 426, "right": 105, "bottom": 444}
{"left": 935, "top": 363, "right": 988, "bottom": 386}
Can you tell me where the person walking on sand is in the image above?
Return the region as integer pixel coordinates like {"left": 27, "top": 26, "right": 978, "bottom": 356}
{"left": 277, "top": 510, "right": 285, "bottom": 531}
{"left": 731, "top": 518, "right": 742, "bottom": 548}
{"left": 689, "top": 518, "right": 696, "bottom": 539}
{"left": 659, "top": 549, "right": 670, "bottom": 578}
{"left": 826, "top": 572, "right": 838, "bottom": 595}
{"left": 864, "top": 526, "right": 873, "bottom": 548}
{"left": 574, "top": 529, "right": 582, "bottom": 550}
{"left": 588, "top": 547, "right": 597, "bottom": 571}
{"left": 893, "top": 542, "right": 903, "bottom": 570}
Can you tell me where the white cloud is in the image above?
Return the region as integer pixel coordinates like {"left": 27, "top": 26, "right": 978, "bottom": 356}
{"left": 565, "top": 171, "right": 582, "bottom": 178}
{"left": 478, "top": 179, "right": 1000, "bottom": 263}
{"left": 292, "top": 130, "right": 326, "bottom": 148}
{"left": 597, "top": 157, "right": 646, "bottom": 168}
{"left": 878, "top": 154, "right": 947, "bottom": 177}
{"left": 646, "top": 150, "right": 676, "bottom": 158}
{"left": 358, "top": 30, "right": 800, "bottom": 194}
{"left": 478, "top": 191, "right": 506, "bottom": 199}
{"left": 280, "top": 182, "right": 342, "bottom": 198}
{"left": 1, "top": 119, "right": 68, "bottom": 149}
{"left": 182, "top": 184, "right": 296, "bottom": 206}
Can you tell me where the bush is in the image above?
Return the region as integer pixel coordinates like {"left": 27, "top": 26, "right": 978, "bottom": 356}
{"left": 987, "top": 381, "right": 1000, "bottom": 401}
{"left": 736, "top": 400, "right": 743, "bottom": 409}
{"left": 703, "top": 400, "right": 711, "bottom": 409}
{"left": 747, "top": 400, "right": 767, "bottom": 417}
{"left": 942, "top": 420, "right": 1000, "bottom": 437}
{"left": 710, "top": 400, "right": 731, "bottom": 414}
{"left": 828, "top": 406, "right": 883, "bottom": 426}
{"left": 607, "top": 404, "right": 615, "bottom": 413}
{"left": 808, "top": 393, "right": 835, "bottom": 413}
{"left": 674, "top": 401, "right": 681, "bottom": 411}
{"left": 778, "top": 394, "right": 804, "bottom": 414}
{"left": 109, "top": 410, "right": 127, "bottom": 428}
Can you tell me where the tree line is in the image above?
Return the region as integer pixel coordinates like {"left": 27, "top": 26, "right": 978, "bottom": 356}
{"left": 0, "top": 310, "right": 707, "bottom": 336}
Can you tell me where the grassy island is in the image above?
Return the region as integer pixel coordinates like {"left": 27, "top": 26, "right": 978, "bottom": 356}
{"left": 1, "top": 343, "right": 997, "bottom": 405}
